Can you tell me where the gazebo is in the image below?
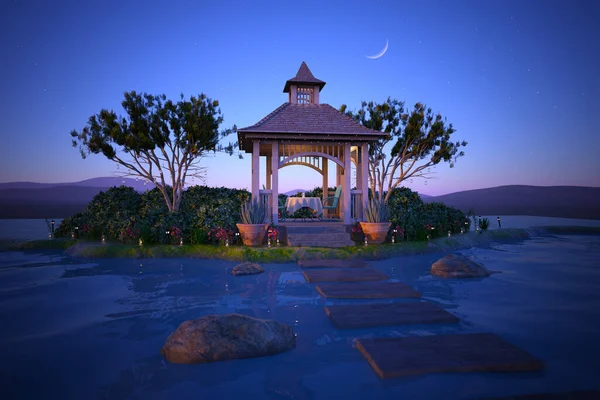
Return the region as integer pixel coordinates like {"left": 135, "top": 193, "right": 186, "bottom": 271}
{"left": 237, "top": 62, "right": 388, "bottom": 225}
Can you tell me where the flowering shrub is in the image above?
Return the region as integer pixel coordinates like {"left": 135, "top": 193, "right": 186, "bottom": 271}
{"left": 207, "top": 226, "right": 234, "bottom": 245}
{"left": 391, "top": 225, "right": 405, "bottom": 241}
{"left": 167, "top": 226, "right": 182, "bottom": 244}
{"left": 56, "top": 185, "right": 250, "bottom": 244}
{"left": 351, "top": 221, "right": 364, "bottom": 244}
{"left": 267, "top": 226, "right": 279, "bottom": 241}
{"left": 387, "top": 187, "right": 470, "bottom": 241}
{"left": 80, "top": 223, "right": 97, "bottom": 239}
{"left": 120, "top": 226, "right": 140, "bottom": 244}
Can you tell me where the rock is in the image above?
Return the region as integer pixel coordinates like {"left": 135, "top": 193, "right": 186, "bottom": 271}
{"left": 231, "top": 262, "right": 264, "bottom": 276}
{"left": 431, "top": 254, "right": 490, "bottom": 278}
{"left": 161, "top": 314, "right": 296, "bottom": 364}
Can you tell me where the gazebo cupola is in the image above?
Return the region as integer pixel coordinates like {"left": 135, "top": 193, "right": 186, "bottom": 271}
{"left": 283, "top": 61, "right": 326, "bottom": 105}
{"left": 237, "top": 62, "right": 388, "bottom": 225}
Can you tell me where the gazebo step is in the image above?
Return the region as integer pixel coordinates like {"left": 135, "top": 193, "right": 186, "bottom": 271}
{"left": 285, "top": 225, "right": 348, "bottom": 234}
{"left": 287, "top": 232, "right": 354, "bottom": 248}
{"left": 288, "top": 233, "right": 350, "bottom": 241}
{"left": 284, "top": 223, "right": 354, "bottom": 247}
{"left": 289, "top": 240, "right": 355, "bottom": 248}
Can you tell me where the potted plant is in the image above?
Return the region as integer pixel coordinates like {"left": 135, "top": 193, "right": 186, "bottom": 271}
{"left": 360, "top": 196, "right": 391, "bottom": 244}
{"left": 236, "top": 198, "right": 269, "bottom": 246}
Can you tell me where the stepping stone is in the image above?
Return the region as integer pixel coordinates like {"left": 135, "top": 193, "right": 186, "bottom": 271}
{"left": 485, "top": 390, "right": 600, "bottom": 399}
{"left": 298, "top": 259, "right": 368, "bottom": 269}
{"left": 302, "top": 268, "right": 388, "bottom": 283}
{"left": 316, "top": 282, "right": 421, "bottom": 299}
{"left": 324, "top": 302, "right": 458, "bottom": 329}
{"left": 355, "top": 332, "right": 543, "bottom": 379}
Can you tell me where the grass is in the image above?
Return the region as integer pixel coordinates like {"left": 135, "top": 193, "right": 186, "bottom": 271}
{"left": 3, "top": 228, "right": 539, "bottom": 262}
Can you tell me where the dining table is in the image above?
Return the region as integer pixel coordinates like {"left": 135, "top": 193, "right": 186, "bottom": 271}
{"left": 285, "top": 196, "right": 323, "bottom": 216}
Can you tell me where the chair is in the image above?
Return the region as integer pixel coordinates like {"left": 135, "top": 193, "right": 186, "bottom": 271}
{"left": 321, "top": 186, "right": 342, "bottom": 219}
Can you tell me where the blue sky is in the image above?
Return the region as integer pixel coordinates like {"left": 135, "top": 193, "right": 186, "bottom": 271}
{"left": 1, "top": 0, "right": 598, "bottom": 196}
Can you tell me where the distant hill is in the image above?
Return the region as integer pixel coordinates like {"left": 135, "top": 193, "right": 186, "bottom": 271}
{"left": 0, "top": 177, "right": 154, "bottom": 192}
{"left": 283, "top": 189, "right": 309, "bottom": 196}
{"left": 425, "top": 185, "right": 600, "bottom": 220}
{"left": 0, "top": 177, "right": 155, "bottom": 219}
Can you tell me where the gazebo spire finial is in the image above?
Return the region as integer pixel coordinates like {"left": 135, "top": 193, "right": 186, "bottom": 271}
{"left": 283, "top": 62, "right": 326, "bottom": 105}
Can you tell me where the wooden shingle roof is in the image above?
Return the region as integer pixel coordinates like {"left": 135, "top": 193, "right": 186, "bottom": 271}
{"left": 283, "top": 61, "right": 326, "bottom": 93}
{"left": 237, "top": 103, "right": 387, "bottom": 152}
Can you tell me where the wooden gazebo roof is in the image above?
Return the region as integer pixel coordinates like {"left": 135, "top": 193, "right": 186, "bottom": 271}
{"left": 237, "top": 103, "right": 386, "bottom": 152}
{"left": 237, "top": 62, "right": 388, "bottom": 153}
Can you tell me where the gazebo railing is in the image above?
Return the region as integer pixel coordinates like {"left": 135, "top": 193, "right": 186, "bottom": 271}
{"left": 351, "top": 189, "right": 363, "bottom": 220}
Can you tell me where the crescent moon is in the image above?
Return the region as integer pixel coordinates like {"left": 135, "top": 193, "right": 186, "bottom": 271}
{"left": 365, "top": 39, "right": 389, "bottom": 59}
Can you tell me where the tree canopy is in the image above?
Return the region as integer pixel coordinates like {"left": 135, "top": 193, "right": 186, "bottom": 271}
{"left": 340, "top": 98, "right": 466, "bottom": 202}
{"left": 71, "top": 91, "right": 236, "bottom": 211}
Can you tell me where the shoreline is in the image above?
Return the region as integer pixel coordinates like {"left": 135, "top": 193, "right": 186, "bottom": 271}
{"left": 3, "top": 226, "right": 599, "bottom": 262}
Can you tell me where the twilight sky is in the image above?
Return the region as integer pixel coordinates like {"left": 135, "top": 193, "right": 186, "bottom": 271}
{"left": 1, "top": 0, "right": 598, "bottom": 196}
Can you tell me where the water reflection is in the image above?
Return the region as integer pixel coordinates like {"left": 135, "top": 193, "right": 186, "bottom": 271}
{"left": 1, "top": 235, "right": 599, "bottom": 399}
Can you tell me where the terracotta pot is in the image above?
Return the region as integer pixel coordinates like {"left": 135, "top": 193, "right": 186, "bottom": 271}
{"left": 236, "top": 223, "right": 269, "bottom": 246}
{"left": 359, "top": 222, "right": 391, "bottom": 244}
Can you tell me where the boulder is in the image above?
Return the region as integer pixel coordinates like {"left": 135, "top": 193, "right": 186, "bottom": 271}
{"left": 431, "top": 254, "right": 490, "bottom": 278}
{"left": 231, "top": 262, "right": 264, "bottom": 276}
{"left": 161, "top": 314, "right": 295, "bottom": 364}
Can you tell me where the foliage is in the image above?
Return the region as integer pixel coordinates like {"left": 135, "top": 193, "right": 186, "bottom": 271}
{"left": 364, "top": 196, "right": 390, "bottom": 223}
{"left": 181, "top": 186, "right": 250, "bottom": 231}
{"left": 240, "top": 197, "right": 267, "bottom": 224}
{"left": 70, "top": 91, "right": 238, "bottom": 212}
{"left": 305, "top": 186, "right": 337, "bottom": 199}
{"left": 350, "top": 220, "right": 364, "bottom": 245}
{"left": 391, "top": 225, "right": 405, "bottom": 241}
{"left": 56, "top": 186, "right": 141, "bottom": 241}
{"left": 386, "top": 187, "right": 470, "bottom": 241}
{"left": 479, "top": 217, "right": 490, "bottom": 231}
{"left": 267, "top": 225, "right": 280, "bottom": 243}
{"left": 120, "top": 226, "right": 141, "bottom": 244}
{"left": 57, "top": 185, "right": 249, "bottom": 245}
{"left": 207, "top": 226, "right": 234, "bottom": 245}
{"left": 340, "top": 98, "right": 467, "bottom": 202}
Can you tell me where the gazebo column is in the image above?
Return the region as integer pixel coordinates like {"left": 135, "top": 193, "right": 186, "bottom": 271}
{"left": 322, "top": 157, "right": 328, "bottom": 218}
{"left": 343, "top": 143, "right": 352, "bottom": 224}
{"left": 271, "top": 142, "right": 279, "bottom": 224}
{"left": 252, "top": 140, "right": 260, "bottom": 201}
{"left": 266, "top": 154, "right": 272, "bottom": 190}
{"left": 361, "top": 143, "right": 369, "bottom": 221}
{"left": 355, "top": 148, "right": 363, "bottom": 220}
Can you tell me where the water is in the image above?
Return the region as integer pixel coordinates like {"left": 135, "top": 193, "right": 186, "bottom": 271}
{"left": 1, "top": 234, "right": 599, "bottom": 399}
{"left": 0, "top": 219, "right": 63, "bottom": 240}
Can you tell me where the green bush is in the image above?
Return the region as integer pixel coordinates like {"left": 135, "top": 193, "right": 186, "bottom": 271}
{"left": 386, "top": 187, "right": 470, "bottom": 241}
{"left": 479, "top": 217, "right": 490, "bottom": 231}
{"left": 56, "top": 186, "right": 141, "bottom": 241}
{"left": 57, "top": 185, "right": 250, "bottom": 245}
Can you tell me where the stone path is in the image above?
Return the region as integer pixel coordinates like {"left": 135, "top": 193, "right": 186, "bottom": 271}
{"left": 356, "top": 333, "right": 543, "bottom": 379}
{"left": 325, "top": 302, "right": 459, "bottom": 329}
{"left": 302, "top": 268, "right": 388, "bottom": 283}
{"left": 485, "top": 390, "right": 600, "bottom": 399}
{"left": 299, "top": 258, "right": 545, "bottom": 380}
{"left": 316, "top": 281, "right": 421, "bottom": 299}
{"left": 298, "top": 259, "right": 368, "bottom": 269}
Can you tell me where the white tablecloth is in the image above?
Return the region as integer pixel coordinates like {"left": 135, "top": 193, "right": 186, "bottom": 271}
{"left": 286, "top": 197, "right": 323, "bottom": 215}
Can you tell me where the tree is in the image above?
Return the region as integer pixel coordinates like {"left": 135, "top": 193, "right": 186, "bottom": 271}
{"left": 71, "top": 91, "right": 237, "bottom": 212}
{"left": 340, "top": 98, "right": 466, "bottom": 202}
